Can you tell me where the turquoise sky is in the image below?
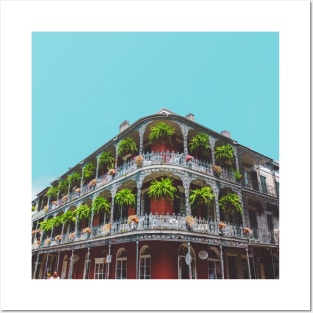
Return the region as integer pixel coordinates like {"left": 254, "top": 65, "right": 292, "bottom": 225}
{"left": 32, "top": 32, "right": 279, "bottom": 198}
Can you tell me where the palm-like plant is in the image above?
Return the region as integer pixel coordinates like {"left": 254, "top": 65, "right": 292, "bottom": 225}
{"left": 117, "top": 137, "right": 138, "bottom": 158}
{"left": 189, "top": 186, "right": 215, "bottom": 208}
{"left": 218, "top": 192, "right": 243, "bottom": 217}
{"left": 83, "top": 163, "right": 96, "bottom": 179}
{"left": 74, "top": 204, "right": 91, "bottom": 221}
{"left": 99, "top": 151, "right": 115, "bottom": 170}
{"left": 148, "top": 122, "right": 175, "bottom": 143}
{"left": 45, "top": 185, "right": 59, "bottom": 199}
{"left": 147, "top": 177, "right": 178, "bottom": 200}
{"left": 67, "top": 172, "right": 81, "bottom": 189}
{"left": 57, "top": 179, "right": 69, "bottom": 196}
{"left": 189, "top": 133, "right": 211, "bottom": 153}
{"left": 92, "top": 195, "right": 111, "bottom": 216}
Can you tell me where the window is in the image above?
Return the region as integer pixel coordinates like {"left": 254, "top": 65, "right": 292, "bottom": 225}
{"left": 178, "top": 244, "right": 196, "bottom": 279}
{"left": 115, "top": 249, "right": 127, "bottom": 279}
{"left": 83, "top": 252, "right": 91, "bottom": 279}
{"left": 260, "top": 175, "right": 267, "bottom": 194}
{"left": 139, "top": 246, "right": 151, "bottom": 279}
{"left": 208, "top": 248, "right": 222, "bottom": 279}
{"left": 94, "top": 258, "right": 106, "bottom": 279}
{"left": 275, "top": 181, "right": 279, "bottom": 197}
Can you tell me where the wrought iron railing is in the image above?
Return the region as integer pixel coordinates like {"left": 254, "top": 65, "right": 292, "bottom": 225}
{"left": 32, "top": 214, "right": 279, "bottom": 250}
{"left": 45, "top": 152, "right": 237, "bottom": 211}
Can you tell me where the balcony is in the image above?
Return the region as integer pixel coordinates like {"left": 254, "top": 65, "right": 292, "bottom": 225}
{"left": 44, "top": 152, "right": 238, "bottom": 212}
{"left": 32, "top": 213, "right": 279, "bottom": 250}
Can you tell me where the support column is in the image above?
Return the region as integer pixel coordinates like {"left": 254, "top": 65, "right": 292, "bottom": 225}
{"left": 56, "top": 249, "right": 61, "bottom": 273}
{"left": 179, "top": 172, "right": 192, "bottom": 216}
{"left": 32, "top": 252, "right": 40, "bottom": 279}
{"left": 210, "top": 137, "right": 217, "bottom": 165}
{"left": 175, "top": 122, "right": 191, "bottom": 155}
{"left": 136, "top": 239, "right": 139, "bottom": 279}
{"left": 138, "top": 122, "right": 150, "bottom": 155}
{"left": 136, "top": 173, "right": 146, "bottom": 215}
{"left": 107, "top": 241, "right": 111, "bottom": 279}
{"left": 246, "top": 246, "right": 251, "bottom": 279}
{"left": 219, "top": 245, "right": 224, "bottom": 279}
{"left": 69, "top": 249, "right": 74, "bottom": 279}
{"left": 187, "top": 241, "right": 192, "bottom": 279}
{"left": 95, "top": 154, "right": 101, "bottom": 181}
{"left": 109, "top": 185, "right": 118, "bottom": 225}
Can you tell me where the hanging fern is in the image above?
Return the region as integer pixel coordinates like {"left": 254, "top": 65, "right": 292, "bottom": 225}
{"left": 148, "top": 122, "right": 175, "bottom": 143}
{"left": 147, "top": 177, "right": 178, "bottom": 200}
{"left": 218, "top": 192, "right": 243, "bottom": 216}
{"left": 117, "top": 137, "right": 138, "bottom": 157}
{"left": 115, "top": 188, "right": 136, "bottom": 208}
{"left": 99, "top": 151, "right": 115, "bottom": 170}
{"left": 67, "top": 172, "right": 81, "bottom": 188}
{"left": 83, "top": 163, "right": 96, "bottom": 179}
{"left": 189, "top": 133, "right": 211, "bottom": 153}
{"left": 92, "top": 195, "right": 111, "bottom": 215}
{"left": 74, "top": 204, "right": 91, "bottom": 221}
{"left": 214, "top": 144, "right": 234, "bottom": 164}
{"left": 189, "top": 186, "right": 215, "bottom": 208}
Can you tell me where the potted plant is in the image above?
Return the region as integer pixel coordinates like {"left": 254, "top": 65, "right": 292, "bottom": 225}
{"left": 147, "top": 177, "right": 178, "bottom": 215}
{"left": 108, "top": 168, "right": 116, "bottom": 176}
{"left": 218, "top": 192, "right": 243, "bottom": 224}
{"left": 117, "top": 137, "right": 138, "bottom": 160}
{"left": 114, "top": 188, "right": 136, "bottom": 219}
{"left": 189, "top": 132, "right": 211, "bottom": 159}
{"left": 243, "top": 227, "right": 252, "bottom": 235}
{"left": 44, "top": 238, "right": 51, "bottom": 245}
{"left": 185, "top": 155, "right": 194, "bottom": 162}
{"left": 135, "top": 155, "right": 144, "bottom": 167}
{"left": 218, "top": 221, "right": 226, "bottom": 229}
{"left": 212, "top": 165, "right": 222, "bottom": 177}
{"left": 214, "top": 144, "right": 234, "bottom": 166}
{"left": 83, "top": 227, "right": 91, "bottom": 234}
{"left": 55, "top": 235, "right": 62, "bottom": 241}
{"left": 68, "top": 232, "right": 75, "bottom": 240}
{"left": 186, "top": 215, "right": 195, "bottom": 227}
{"left": 128, "top": 215, "right": 139, "bottom": 224}
{"left": 148, "top": 121, "right": 176, "bottom": 153}
{"left": 189, "top": 186, "right": 215, "bottom": 218}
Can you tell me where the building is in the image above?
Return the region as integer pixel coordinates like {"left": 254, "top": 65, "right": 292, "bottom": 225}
{"left": 31, "top": 108, "right": 279, "bottom": 279}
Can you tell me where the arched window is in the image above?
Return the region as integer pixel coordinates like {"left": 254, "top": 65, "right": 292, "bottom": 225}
{"left": 139, "top": 246, "right": 151, "bottom": 279}
{"left": 115, "top": 248, "right": 127, "bottom": 279}
{"left": 178, "top": 244, "right": 196, "bottom": 279}
{"left": 208, "top": 247, "right": 222, "bottom": 279}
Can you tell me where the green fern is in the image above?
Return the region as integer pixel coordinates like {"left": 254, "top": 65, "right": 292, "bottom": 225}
{"left": 147, "top": 177, "right": 178, "bottom": 200}
{"left": 189, "top": 133, "right": 211, "bottom": 153}
{"left": 148, "top": 122, "right": 175, "bottom": 143}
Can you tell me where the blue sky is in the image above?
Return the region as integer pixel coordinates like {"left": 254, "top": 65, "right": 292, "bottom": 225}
{"left": 32, "top": 32, "right": 279, "bottom": 199}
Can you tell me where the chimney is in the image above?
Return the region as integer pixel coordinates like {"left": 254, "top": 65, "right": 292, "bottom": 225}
{"left": 186, "top": 113, "right": 195, "bottom": 121}
{"left": 119, "top": 120, "right": 130, "bottom": 133}
{"left": 221, "top": 130, "right": 231, "bottom": 138}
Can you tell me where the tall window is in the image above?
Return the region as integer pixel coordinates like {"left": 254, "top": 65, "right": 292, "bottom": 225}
{"left": 260, "top": 175, "right": 267, "bottom": 194}
{"left": 139, "top": 246, "right": 151, "bottom": 279}
{"left": 208, "top": 248, "right": 222, "bottom": 279}
{"left": 83, "top": 252, "right": 91, "bottom": 279}
{"left": 94, "top": 258, "right": 106, "bottom": 279}
{"left": 178, "top": 244, "right": 196, "bottom": 279}
{"left": 115, "top": 249, "right": 127, "bottom": 279}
